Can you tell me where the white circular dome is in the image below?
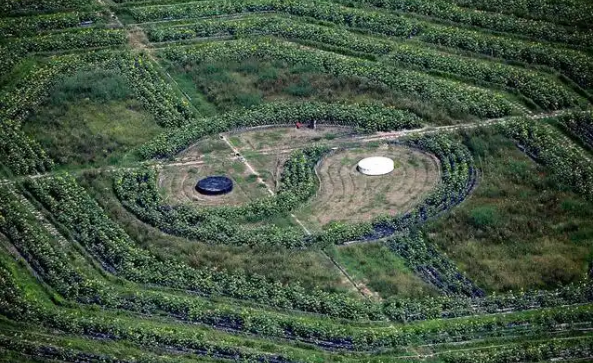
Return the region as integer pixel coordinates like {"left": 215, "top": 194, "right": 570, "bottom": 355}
{"left": 357, "top": 156, "right": 394, "bottom": 176}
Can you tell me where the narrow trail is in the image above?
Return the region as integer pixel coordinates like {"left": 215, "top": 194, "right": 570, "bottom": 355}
{"left": 219, "top": 135, "right": 375, "bottom": 299}
{"left": 97, "top": 0, "right": 124, "bottom": 28}
{"left": 0, "top": 108, "right": 584, "bottom": 185}
{"left": 220, "top": 135, "right": 275, "bottom": 196}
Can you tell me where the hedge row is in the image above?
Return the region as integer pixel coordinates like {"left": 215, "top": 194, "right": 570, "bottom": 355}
{"left": 114, "top": 148, "right": 325, "bottom": 248}
{"left": 339, "top": 0, "right": 593, "bottom": 48}
{"left": 0, "top": 0, "right": 96, "bottom": 15}
{"left": 0, "top": 49, "right": 194, "bottom": 175}
{"left": 0, "top": 11, "right": 105, "bottom": 37}
{"left": 23, "top": 175, "right": 385, "bottom": 321}
{"left": 504, "top": 116, "right": 593, "bottom": 202}
{"left": 387, "top": 231, "right": 484, "bottom": 297}
{"left": 0, "top": 123, "right": 54, "bottom": 175}
{"left": 110, "top": 53, "right": 197, "bottom": 127}
{"left": 557, "top": 111, "right": 593, "bottom": 150}
{"left": 8, "top": 28, "right": 127, "bottom": 54}
{"left": 384, "top": 42, "right": 577, "bottom": 110}
{"left": 0, "top": 186, "right": 97, "bottom": 300}
{"left": 146, "top": 16, "right": 576, "bottom": 110}
{"left": 160, "top": 38, "right": 514, "bottom": 118}
{"left": 1, "top": 245, "right": 593, "bottom": 355}
{"left": 139, "top": 101, "right": 422, "bottom": 159}
{"left": 442, "top": 0, "right": 593, "bottom": 29}
{"left": 442, "top": 335, "right": 593, "bottom": 363}
{"left": 4, "top": 183, "right": 593, "bottom": 351}
{"left": 124, "top": 0, "right": 593, "bottom": 88}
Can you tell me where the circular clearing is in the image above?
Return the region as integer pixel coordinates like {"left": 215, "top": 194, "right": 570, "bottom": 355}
{"left": 294, "top": 145, "right": 440, "bottom": 230}
{"left": 196, "top": 176, "right": 234, "bottom": 195}
{"left": 357, "top": 156, "right": 395, "bottom": 176}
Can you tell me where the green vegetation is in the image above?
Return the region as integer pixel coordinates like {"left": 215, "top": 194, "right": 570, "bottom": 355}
{"left": 164, "top": 55, "right": 462, "bottom": 124}
{"left": 2, "top": 0, "right": 593, "bottom": 361}
{"left": 426, "top": 128, "right": 593, "bottom": 291}
{"left": 23, "top": 69, "right": 163, "bottom": 167}
{"left": 330, "top": 243, "right": 438, "bottom": 298}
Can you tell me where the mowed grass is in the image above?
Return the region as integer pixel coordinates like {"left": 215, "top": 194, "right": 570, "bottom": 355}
{"left": 22, "top": 69, "right": 163, "bottom": 168}
{"left": 294, "top": 145, "right": 440, "bottom": 232}
{"left": 329, "top": 243, "right": 438, "bottom": 299}
{"left": 163, "top": 56, "right": 465, "bottom": 125}
{"left": 425, "top": 128, "right": 593, "bottom": 292}
{"left": 157, "top": 160, "right": 270, "bottom": 207}
{"left": 79, "top": 171, "right": 355, "bottom": 295}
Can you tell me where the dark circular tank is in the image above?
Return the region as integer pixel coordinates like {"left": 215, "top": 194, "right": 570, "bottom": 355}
{"left": 195, "top": 176, "right": 233, "bottom": 195}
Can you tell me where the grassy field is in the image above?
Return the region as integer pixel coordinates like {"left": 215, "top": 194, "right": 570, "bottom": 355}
{"left": 158, "top": 161, "right": 269, "bottom": 206}
{"left": 3, "top": 0, "right": 593, "bottom": 360}
{"left": 329, "top": 243, "right": 438, "bottom": 299}
{"left": 79, "top": 171, "right": 356, "bottom": 295}
{"left": 228, "top": 126, "right": 352, "bottom": 153}
{"left": 22, "top": 69, "right": 163, "bottom": 168}
{"left": 425, "top": 128, "right": 593, "bottom": 292}
{"left": 163, "top": 57, "right": 465, "bottom": 126}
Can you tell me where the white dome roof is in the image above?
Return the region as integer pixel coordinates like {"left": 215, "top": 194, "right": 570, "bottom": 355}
{"left": 357, "top": 156, "right": 394, "bottom": 176}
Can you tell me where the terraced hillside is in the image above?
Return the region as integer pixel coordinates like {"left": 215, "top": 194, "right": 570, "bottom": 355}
{"left": 1, "top": 0, "right": 593, "bottom": 361}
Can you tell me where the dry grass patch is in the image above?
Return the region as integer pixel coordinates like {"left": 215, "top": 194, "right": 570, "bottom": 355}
{"left": 228, "top": 126, "right": 352, "bottom": 153}
{"left": 295, "top": 144, "right": 440, "bottom": 231}
{"left": 157, "top": 161, "right": 269, "bottom": 207}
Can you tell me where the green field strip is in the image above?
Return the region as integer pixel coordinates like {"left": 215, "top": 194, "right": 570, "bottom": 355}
{"left": 2, "top": 1, "right": 593, "bottom": 361}
{"left": 333, "top": 0, "right": 593, "bottom": 49}
{"left": 116, "top": 0, "right": 593, "bottom": 90}
{"left": 139, "top": 15, "right": 582, "bottom": 111}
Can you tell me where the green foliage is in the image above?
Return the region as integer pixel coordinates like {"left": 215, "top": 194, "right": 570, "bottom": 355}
{"left": 0, "top": 11, "right": 105, "bottom": 37}
{"left": 339, "top": 0, "right": 593, "bottom": 47}
{"left": 24, "top": 99, "right": 162, "bottom": 166}
{"left": 114, "top": 147, "right": 327, "bottom": 248}
{"left": 161, "top": 39, "right": 514, "bottom": 118}
{"left": 3, "top": 0, "right": 593, "bottom": 360}
{"left": 426, "top": 125, "right": 593, "bottom": 292}
{"left": 129, "top": 0, "right": 593, "bottom": 88}
{"left": 387, "top": 231, "right": 484, "bottom": 297}
{"left": 469, "top": 205, "right": 500, "bottom": 228}
{"left": 47, "top": 68, "right": 132, "bottom": 105}
{"left": 8, "top": 28, "right": 127, "bottom": 53}
{"left": 441, "top": 0, "right": 593, "bottom": 28}
{"left": 557, "top": 111, "right": 593, "bottom": 150}
{"left": 504, "top": 116, "right": 593, "bottom": 201}
{"left": 139, "top": 101, "right": 422, "bottom": 159}
{"left": 0, "top": 0, "right": 96, "bottom": 15}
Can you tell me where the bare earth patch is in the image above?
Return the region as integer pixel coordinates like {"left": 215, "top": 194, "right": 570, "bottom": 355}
{"left": 227, "top": 126, "right": 352, "bottom": 153}
{"left": 157, "top": 161, "right": 269, "bottom": 207}
{"left": 295, "top": 144, "right": 440, "bottom": 231}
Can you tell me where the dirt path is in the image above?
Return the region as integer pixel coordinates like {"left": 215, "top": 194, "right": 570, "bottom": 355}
{"left": 219, "top": 135, "right": 376, "bottom": 299}
{"left": 2, "top": 108, "right": 585, "bottom": 185}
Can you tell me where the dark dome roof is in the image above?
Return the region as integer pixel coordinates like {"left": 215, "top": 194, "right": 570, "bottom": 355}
{"left": 196, "top": 176, "right": 233, "bottom": 195}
